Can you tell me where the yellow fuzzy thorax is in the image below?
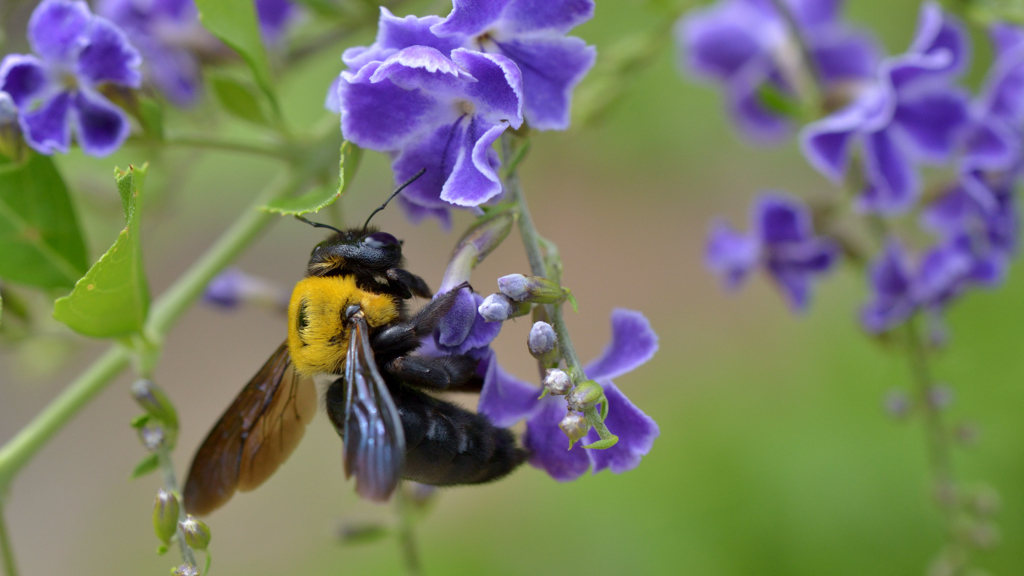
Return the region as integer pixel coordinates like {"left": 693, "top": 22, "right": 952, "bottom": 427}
{"left": 287, "top": 275, "right": 399, "bottom": 375}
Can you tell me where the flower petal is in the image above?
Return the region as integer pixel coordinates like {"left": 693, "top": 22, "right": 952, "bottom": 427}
{"left": 491, "top": 36, "right": 594, "bottom": 131}
{"left": 891, "top": 88, "right": 969, "bottom": 163}
{"left": 397, "top": 195, "right": 453, "bottom": 230}
{"left": 677, "top": 1, "right": 767, "bottom": 82}
{"left": 980, "top": 53, "right": 1024, "bottom": 124}
{"left": 705, "top": 220, "right": 759, "bottom": 289}
{"left": 524, "top": 397, "right": 591, "bottom": 482}
{"left": 811, "top": 27, "right": 880, "bottom": 83}
{"left": 255, "top": 0, "right": 296, "bottom": 43}
{"left": 369, "top": 45, "right": 473, "bottom": 93}
{"left": 962, "top": 116, "right": 1019, "bottom": 172}
{"left": 500, "top": 0, "right": 595, "bottom": 35}
{"left": 771, "top": 269, "right": 812, "bottom": 311}
{"left": 725, "top": 69, "right": 791, "bottom": 142}
{"left": 907, "top": 1, "right": 968, "bottom": 77}
{"left": 0, "top": 55, "right": 53, "bottom": 108}
{"left": 439, "top": 118, "right": 507, "bottom": 207}
{"left": 344, "top": 8, "right": 464, "bottom": 70}
{"left": 72, "top": 89, "right": 131, "bottom": 156}
{"left": 861, "top": 241, "right": 916, "bottom": 333}
{"left": 478, "top": 350, "right": 542, "bottom": 427}
{"left": 585, "top": 309, "right": 659, "bottom": 382}
{"left": 754, "top": 193, "right": 812, "bottom": 244}
{"left": 28, "top": 0, "right": 91, "bottom": 63}
{"left": 450, "top": 49, "right": 523, "bottom": 128}
{"left": 76, "top": 16, "right": 142, "bottom": 88}
{"left": 431, "top": 0, "right": 512, "bottom": 38}
{"left": 392, "top": 123, "right": 465, "bottom": 209}
{"left": 340, "top": 67, "right": 451, "bottom": 151}
{"left": 20, "top": 91, "right": 72, "bottom": 154}
{"left": 584, "top": 382, "right": 659, "bottom": 474}
{"left": 436, "top": 287, "right": 478, "bottom": 347}
{"left": 860, "top": 128, "right": 919, "bottom": 213}
{"left": 799, "top": 87, "right": 890, "bottom": 182}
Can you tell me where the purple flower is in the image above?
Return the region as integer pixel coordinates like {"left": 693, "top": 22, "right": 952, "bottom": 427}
{"left": 706, "top": 193, "right": 839, "bottom": 312}
{"left": 511, "top": 309, "right": 659, "bottom": 481}
{"left": 336, "top": 43, "right": 523, "bottom": 221}
{"left": 430, "top": 0, "right": 596, "bottom": 131}
{"left": 801, "top": 2, "right": 970, "bottom": 213}
{"left": 203, "top": 267, "right": 289, "bottom": 311}
{"left": 100, "top": 0, "right": 296, "bottom": 107}
{"left": 677, "top": 0, "right": 879, "bottom": 141}
{"left": 0, "top": 0, "right": 142, "bottom": 156}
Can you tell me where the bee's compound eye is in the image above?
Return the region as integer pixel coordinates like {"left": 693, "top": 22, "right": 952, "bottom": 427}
{"left": 363, "top": 232, "right": 400, "bottom": 249}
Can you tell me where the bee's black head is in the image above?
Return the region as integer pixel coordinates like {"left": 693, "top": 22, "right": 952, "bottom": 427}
{"left": 307, "top": 226, "right": 404, "bottom": 276}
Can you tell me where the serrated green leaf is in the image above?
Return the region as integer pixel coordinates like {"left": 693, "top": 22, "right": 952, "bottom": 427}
{"left": 194, "top": 0, "right": 281, "bottom": 120}
{"left": 0, "top": 154, "right": 88, "bottom": 288}
{"left": 260, "top": 140, "right": 362, "bottom": 215}
{"left": 209, "top": 73, "right": 270, "bottom": 126}
{"left": 53, "top": 165, "right": 151, "bottom": 338}
{"left": 130, "top": 453, "right": 160, "bottom": 479}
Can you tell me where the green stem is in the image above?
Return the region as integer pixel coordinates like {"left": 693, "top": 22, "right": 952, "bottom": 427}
{"left": 0, "top": 501, "right": 17, "bottom": 576}
{"left": 159, "top": 134, "right": 291, "bottom": 161}
{"left": 0, "top": 175, "right": 298, "bottom": 496}
{"left": 394, "top": 486, "right": 421, "bottom": 576}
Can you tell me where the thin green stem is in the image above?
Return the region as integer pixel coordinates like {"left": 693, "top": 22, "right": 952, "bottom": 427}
{"left": 0, "top": 501, "right": 17, "bottom": 576}
{"left": 159, "top": 134, "right": 291, "bottom": 161}
{"left": 394, "top": 485, "right": 421, "bottom": 576}
{"left": 0, "top": 175, "right": 298, "bottom": 495}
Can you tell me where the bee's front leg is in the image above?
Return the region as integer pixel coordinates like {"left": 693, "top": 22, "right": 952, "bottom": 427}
{"left": 382, "top": 354, "right": 483, "bottom": 392}
{"left": 370, "top": 282, "right": 473, "bottom": 357}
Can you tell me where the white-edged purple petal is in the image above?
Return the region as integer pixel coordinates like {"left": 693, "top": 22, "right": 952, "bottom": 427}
{"left": 962, "top": 116, "right": 1019, "bottom": 172}
{"left": 450, "top": 49, "right": 523, "bottom": 128}
{"left": 0, "top": 55, "right": 52, "bottom": 107}
{"left": 28, "top": 0, "right": 91, "bottom": 63}
{"left": 20, "top": 91, "right": 73, "bottom": 154}
{"left": 76, "top": 16, "right": 142, "bottom": 88}
{"left": 478, "top": 350, "right": 542, "bottom": 427}
{"left": 524, "top": 397, "right": 591, "bottom": 482}
{"left": 800, "top": 87, "right": 890, "bottom": 182}
{"left": 584, "top": 382, "right": 660, "bottom": 474}
{"left": 979, "top": 50, "right": 1024, "bottom": 123}
{"left": 677, "top": 0, "right": 768, "bottom": 82}
{"left": 72, "top": 89, "right": 131, "bottom": 156}
{"left": 370, "top": 46, "right": 473, "bottom": 93}
{"left": 392, "top": 123, "right": 465, "bottom": 209}
{"left": 440, "top": 118, "right": 508, "bottom": 206}
{"left": 891, "top": 88, "right": 969, "bottom": 163}
{"left": 585, "top": 309, "right": 659, "bottom": 382}
{"left": 907, "top": 2, "right": 968, "bottom": 77}
{"left": 500, "top": 0, "right": 595, "bottom": 35}
{"left": 431, "top": 0, "right": 513, "bottom": 38}
{"left": 436, "top": 287, "right": 477, "bottom": 347}
{"left": 913, "top": 243, "right": 971, "bottom": 307}
{"left": 861, "top": 240, "right": 916, "bottom": 333}
{"left": 811, "top": 27, "right": 880, "bottom": 83}
{"left": 861, "top": 128, "right": 919, "bottom": 213}
{"left": 491, "top": 36, "right": 594, "bottom": 130}
{"left": 706, "top": 220, "right": 759, "bottom": 289}
{"left": 755, "top": 193, "right": 812, "bottom": 244}
{"left": 343, "top": 8, "right": 465, "bottom": 70}
{"left": 340, "top": 73, "right": 450, "bottom": 151}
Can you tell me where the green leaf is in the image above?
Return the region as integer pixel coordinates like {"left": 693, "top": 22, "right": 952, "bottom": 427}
{"left": 130, "top": 414, "right": 151, "bottom": 429}
{"left": 209, "top": 73, "right": 270, "bottom": 126}
{"left": 130, "top": 453, "right": 160, "bottom": 479}
{"left": 0, "top": 154, "right": 88, "bottom": 288}
{"left": 138, "top": 96, "right": 165, "bottom": 141}
{"left": 583, "top": 436, "right": 619, "bottom": 450}
{"left": 53, "top": 165, "right": 151, "bottom": 338}
{"left": 194, "top": 0, "right": 281, "bottom": 120}
{"left": 260, "top": 140, "right": 362, "bottom": 215}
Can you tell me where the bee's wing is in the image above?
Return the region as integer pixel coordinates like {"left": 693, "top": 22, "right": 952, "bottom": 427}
{"left": 183, "top": 342, "right": 317, "bottom": 516}
{"left": 343, "top": 314, "right": 406, "bottom": 501}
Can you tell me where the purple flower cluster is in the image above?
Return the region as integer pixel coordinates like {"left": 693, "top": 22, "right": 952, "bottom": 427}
{"left": 328, "top": 1, "right": 596, "bottom": 227}
{"left": 678, "top": 0, "right": 879, "bottom": 141}
{"left": 706, "top": 193, "right": 839, "bottom": 311}
{"left": 98, "top": 0, "right": 298, "bottom": 107}
{"left": 0, "top": 0, "right": 141, "bottom": 157}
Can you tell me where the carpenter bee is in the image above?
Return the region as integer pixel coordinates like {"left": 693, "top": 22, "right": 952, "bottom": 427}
{"left": 183, "top": 173, "right": 529, "bottom": 516}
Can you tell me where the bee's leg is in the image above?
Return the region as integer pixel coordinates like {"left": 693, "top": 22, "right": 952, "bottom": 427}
{"left": 386, "top": 268, "right": 432, "bottom": 299}
{"left": 393, "top": 386, "right": 530, "bottom": 486}
{"left": 382, "top": 354, "right": 483, "bottom": 391}
{"left": 371, "top": 282, "right": 472, "bottom": 357}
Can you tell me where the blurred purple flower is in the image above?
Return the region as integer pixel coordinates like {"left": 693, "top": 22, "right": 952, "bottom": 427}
{"left": 801, "top": 2, "right": 970, "bottom": 213}
{"left": 430, "top": 0, "right": 596, "bottom": 130}
{"left": 0, "top": 0, "right": 142, "bottom": 156}
{"left": 516, "top": 309, "right": 659, "bottom": 481}
{"left": 677, "top": 0, "right": 879, "bottom": 141}
{"left": 100, "top": 0, "right": 296, "bottom": 106}
{"left": 203, "top": 267, "right": 290, "bottom": 311}
{"left": 336, "top": 44, "right": 523, "bottom": 222}
{"left": 706, "top": 193, "right": 839, "bottom": 312}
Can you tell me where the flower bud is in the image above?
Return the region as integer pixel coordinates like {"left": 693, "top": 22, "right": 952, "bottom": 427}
{"left": 204, "top": 268, "right": 290, "bottom": 312}
{"left": 179, "top": 515, "right": 211, "bottom": 550}
{"left": 478, "top": 293, "right": 515, "bottom": 322}
{"left": 883, "top": 389, "right": 910, "bottom": 420}
{"left": 438, "top": 210, "right": 516, "bottom": 293}
{"left": 138, "top": 425, "right": 166, "bottom": 451}
{"left": 497, "top": 274, "right": 570, "bottom": 305}
{"left": 172, "top": 564, "right": 198, "bottom": 576}
{"left": 131, "top": 380, "right": 179, "bottom": 431}
{"left": 543, "top": 369, "right": 572, "bottom": 396}
{"left": 559, "top": 411, "right": 589, "bottom": 447}
{"left": 927, "top": 384, "right": 953, "bottom": 410}
{"left": 153, "top": 489, "right": 179, "bottom": 546}
{"left": 567, "top": 380, "right": 604, "bottom": 411}
{"left": 528, "top": 321, "right": 556, "bottom": 356}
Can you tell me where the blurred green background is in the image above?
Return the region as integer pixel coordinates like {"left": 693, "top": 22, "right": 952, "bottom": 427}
{"left": 3, "top": 0, "right": 1024, "bottom": 574}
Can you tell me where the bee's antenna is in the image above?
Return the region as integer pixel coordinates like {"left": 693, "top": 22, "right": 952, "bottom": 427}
{"left": 362, "top": 168, "right": 427, "bottom": 232}
{"left": 294, "top": 215, "right": 345, "bottom": 235}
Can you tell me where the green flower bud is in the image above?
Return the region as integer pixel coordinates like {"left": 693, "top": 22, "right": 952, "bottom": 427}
{"left": 543, "top": 369, "right": 572, "bottom": 396}
{"left": 131, "top": 379, "right": 179, "bottom": 431}
{"left": 559, "top": 411, "right": 589, "bottom": 448}
{"left": 180, "top": 515, "right": 211, "bottom": 550}
{"left": 153, "top": 489, "right": 179, "bottom": 546}
{"left": 567, "top": 380, "right": 604, "bottom": 412}
{"left": 497, "top": 274, "right": 570, "bottom": 305}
